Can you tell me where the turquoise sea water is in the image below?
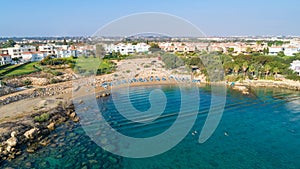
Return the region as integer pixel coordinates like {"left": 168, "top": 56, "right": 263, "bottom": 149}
{"left": 2, "top": 85, "right": 300, "bottom": 169}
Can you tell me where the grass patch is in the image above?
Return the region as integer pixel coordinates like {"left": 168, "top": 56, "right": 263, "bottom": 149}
{"left": 34, "top": 113, "right": 50, "bottom": 122}
{"left": 0, "top": 64, "right": 21, "bottom": 75}
{"left": 3, "top": 62, "right": 40, "bottom": 77}
{"left": 73, "top": 57, "right": 116, "bottom": 75}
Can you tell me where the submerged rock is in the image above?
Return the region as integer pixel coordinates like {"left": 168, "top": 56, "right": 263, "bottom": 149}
{"left": 56, "top": 154, "right": 63, "bottom": 159}
{"left": 26, "top": 148, "right": 35, "bottom": 153}
{"left": 39, "top": 139, "right": 50, "bottom": 147}
{"left": 25, "top": 162, "right": 32, "bottom": 168}
{"left": 88, "top": 159, "right": 98, "bottom": 164}
{"left": 108, "top": 156, "right": 118, "bottom": 164}
{"left": 81, "top": 166, "right": 88, "bottom": 169}
{"left": 40, "top": 161, "right": 50, "bottom": 168}
{"left": 102, "top": 162, "right": 111, "bottom": 168}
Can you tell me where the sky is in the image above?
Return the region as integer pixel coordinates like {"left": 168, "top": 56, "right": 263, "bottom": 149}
{"left": 0, "top": 0, "right": 299, "bottom": 37}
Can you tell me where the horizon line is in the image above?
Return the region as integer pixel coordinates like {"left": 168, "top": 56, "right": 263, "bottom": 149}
{"left": 1, "top": 35, "right": 300, "bottom": 39}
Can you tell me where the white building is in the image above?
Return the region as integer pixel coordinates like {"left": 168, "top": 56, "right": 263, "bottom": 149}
{"left": 105, "top": 43, "right": 150, "bottom": 55}
{"left": 55, "top": 45, "right": 69, "bottom": 50}
{"left": 1, "top": 45, "right": 36, "bottom": 58}
{"left": 21, "top": 52, "right": 47, "bottom": 62}
{"left": 269, "top": 46, "right": 284, "bottom": 56}
{"left": 290, "top": 60, "right": 300, "bottom": 76}
{"left": 38, "top": 45, "right": 56, "bottom": 55}
{"left": 284, "top": 46, "right": 299, "bottom": 56}
{"left": 55, "top": 45, "right": 78, "bottom": 58}
{"left": 0, "top": 54, "right": 12, "bottom": 65}
{"left": 56, "top": 49, "right": 78, "bottom": 58}
{"left": 134, "top": 43, "right": 150, "bottom": 53}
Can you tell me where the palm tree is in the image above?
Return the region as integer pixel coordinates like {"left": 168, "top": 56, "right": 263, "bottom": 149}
{"left": 234, "top": 64, "right": 240, "bottom": 75}
{"left": 249, "top": 65, "right": 255, "bottom": 77}
{"left": 246, "top": 47, "right": 252, "bottom": 53}
{"left": 259, "top": 71, "right": 262, "bottom": 79}
{"left": 264, "top": 64, "right": 271, "bottom": 78}
{"left": 242, "top": 62, "right": 248, "bottom": 77}
{"left": 273, "top": 67, "right": 279, "bottom": 78}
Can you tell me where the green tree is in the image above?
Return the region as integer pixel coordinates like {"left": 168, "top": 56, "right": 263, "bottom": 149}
{"left": 63, "top": 38, "right": 67, "bottom": 45}
{"left": 248, "top": 65, "right": 255, "bottom": 77}
{"left": 273, "top": 67, "right": 279, "bottom": 78}
{"left": 161, "top": 54, "right": 184, "bottom": 69}
{"left": 187, "top": 57, "right": 201, "bottom": 66}
{"left": 246, "top": 47, "right": 252, "bottom": 53}
{"left": 267, "top": 42, "right": 273, "bottom": 47}
{"left": 149, "top": 43, "right": 161, "bottom": 52}
{"left": 23, "top": 79, "right": 32, "bottom": 87}
{"left": 227, "top": 48, "right": 234, "bottom": 53}
{"left": 242, "top": 62, "right": 248, "bottom": 77}
{"left": 264, "top": 64, "right": 271, "bottom": 78}
{"left": 224, "top": 62, "right": 235, "bottom": 74}
{"left": 263, "top": 48, "right": 269, "bottom": 55}
{"left": 256, "top": 41, "right": 262, "bottom": 46}
{"left": 1, "top": 39, "right": 16, "bottom": 48}
{"left": 277, "top": 51, "right": 285, "bottom": 57}
{"left": 234, "top": 64, "right": 240, "bottom": 75}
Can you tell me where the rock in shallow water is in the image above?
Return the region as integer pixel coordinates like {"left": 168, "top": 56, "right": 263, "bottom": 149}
{"left": 40, "top": 161, "right": 50, "bottom": 168}
{"left": 86, "top": 153, "right": 95, "bottom": 158}
{"left": 25, "top": 162, "right": 32, "bottom": 168}
{"left": 108, "top": 156, "right": 118, "bottom": 164}
{"left": 26, "top": 148, "right": 35, "bottom": 153}
{"left": 56, "top": 154, "right": 63, "bottom": 159}
{"left": 47, "top": 122, "right": 55, "bottom": 131}
{"left": 81, "top": 166, "right": 88, "bottom": 169}
{"left": 102, "top": 162, "right": 111, "bottom": 168}
{"left": 39, "top": 139, "right": 50, "bottom": 147}
{"left": 88, "top": 159, "right": 98, "bottom": 164}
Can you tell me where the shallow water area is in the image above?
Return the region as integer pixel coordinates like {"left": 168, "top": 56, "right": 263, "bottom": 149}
{"left": 2, "top": 85, "right": 300, "bottom": 169}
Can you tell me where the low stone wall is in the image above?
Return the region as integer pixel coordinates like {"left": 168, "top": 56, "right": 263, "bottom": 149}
{"left": 0, "top": 86, "right": 17, "bottom": 97}
{"left": 0, "top": 86, "right": 72, "bottom": 106}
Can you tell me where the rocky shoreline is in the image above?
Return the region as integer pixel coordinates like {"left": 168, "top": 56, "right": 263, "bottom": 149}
{"left": 0, "top": 100, "right": 79, "bottom": 165}
{"left": 238, "top": 79, "right": 300, "bottom": 91}
{"left": 227, "top": 79, "right": 300, "bottom": 95}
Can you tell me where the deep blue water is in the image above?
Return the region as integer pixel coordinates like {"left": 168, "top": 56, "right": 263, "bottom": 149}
{"left": 3, "top": 85, "right": 300, "bottom": 169}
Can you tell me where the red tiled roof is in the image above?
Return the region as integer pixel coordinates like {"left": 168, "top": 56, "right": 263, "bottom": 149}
{"left": 0, "top": 54, "right": 10, "bottom": 57}
{"left": 69, "top": 45, "right": 76, "bottom": 50}
{"left": 22, "top": 52, "right": 38, "bottom": 54}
